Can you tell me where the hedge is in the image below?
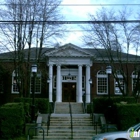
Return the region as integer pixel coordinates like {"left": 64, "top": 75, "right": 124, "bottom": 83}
{"left": 14, "top": 98, "right": 50, "bottom": 113}
{"left": 116, "top": 103, "right": 140, "bottom": 130}
{"left": 86, "top": 97, "right": 137, "bottom": 127}
{"left": 90, "top": 97, "right": 136, "bottom": 114}
{"left": 0, "top": 103, "right": 25, "bottom": 139}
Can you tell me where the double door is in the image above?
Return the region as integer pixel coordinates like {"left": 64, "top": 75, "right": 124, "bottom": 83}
{"left": 62, "top": 83, "right": 76, "bottom": 102}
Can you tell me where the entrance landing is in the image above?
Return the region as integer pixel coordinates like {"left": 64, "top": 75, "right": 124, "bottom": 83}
{"left": 54, "top": 102, "right": 84, "bottom": 114}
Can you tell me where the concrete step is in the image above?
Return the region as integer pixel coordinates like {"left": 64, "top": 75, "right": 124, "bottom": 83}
{"left": 38, "top": 129, "right": 97, "bottom": 133}
{"left": 32, "top": 135, "right": 95, "bottom": 140}
{"left": 30, "top": 113, "right": 101, "bottom": 140}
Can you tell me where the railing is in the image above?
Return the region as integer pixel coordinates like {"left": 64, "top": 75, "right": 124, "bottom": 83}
{"left": 27, "top": 126, "right": 44, "bottom": 140}
{"left": 69, "top": 101, "right": 73, "bottom": 139}
{"left": 82, "top": 93, "right": 86, "bottom": 113}
{"left": 90, "top": 101, "right": 94, "bottom": 125}
{"left": 47, "top": 102, "right": 54, "bottom": 136}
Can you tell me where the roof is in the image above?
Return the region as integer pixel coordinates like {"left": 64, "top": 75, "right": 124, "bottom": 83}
{"left": 0, "top": 43, "right": 139, "bottom": 62}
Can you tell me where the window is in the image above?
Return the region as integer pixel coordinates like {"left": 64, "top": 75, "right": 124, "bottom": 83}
{"left": 97, "top": 70, "right": 107, "bottom": 95}
{"left": 114, "top": 71, "right": 124, "bottom": 95}
{"left": 132, "top": 71, "right": 140, "bottom": 94}
{"left": 12, "top": 70, "right": 41, "bottom": 94}
{"left": 12, "top": 70, "right": 20, "bottom": 93}
{"left": 30, "top": 72, "right": 41, "bottom": 94}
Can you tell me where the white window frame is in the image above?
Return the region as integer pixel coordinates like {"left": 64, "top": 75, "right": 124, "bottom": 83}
{"left": 11, "top": 70, "right": 19, "bottom": 94}
{"left": 97, "top": 70, "right": 107, "bottom": 95}
{"left": 114, "top": 71, "right": 124, "bottom": 95}
{"left": 132, "top": 71, "right": 140, "bottom": 95}
{"left": 30, "top": 72, "right": 41, "bottom": 94}
{"left": 12, "top": 70, "right": 42, "bottom": 94}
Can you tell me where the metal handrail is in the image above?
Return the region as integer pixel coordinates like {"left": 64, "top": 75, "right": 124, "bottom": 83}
{"left": 90, "top": 101, "right": 94, "bottom": 125}
{"left": 69, "top": 101, "right": 73, "bottom": 139}
{"left": 82, "top": 94, "right": 86, "bottom": 113}
{"left": 47, "top": 102, "right": 53, "bottom": 136}
{"left": 27, "top": 126, "right": 44, "bottom": 140}
{"left": 47, "top": 113, "right": 51, "bottom": 136}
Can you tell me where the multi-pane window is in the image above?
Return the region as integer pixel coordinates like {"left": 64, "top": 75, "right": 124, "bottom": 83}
{"left": 97, "top": 70, "right": 107, "bottom": 94}
{"left": 12, "top": 71, "right": 20, "bottom": 93}
{"left": 12, "top": 70, "right": 41, "bottom": 94}
{"left": 132, "top": 71, "right": 140, "bottom": 94}
{"left": 30, "top": 72, "right": 41, "bottom": 94}
{"left": 114, "top": 71, "right": 124, "bottom": 95}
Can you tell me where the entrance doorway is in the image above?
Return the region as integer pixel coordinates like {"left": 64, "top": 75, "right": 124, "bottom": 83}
{"left": 62, "top": 83, "right": 76, "bottom": 102}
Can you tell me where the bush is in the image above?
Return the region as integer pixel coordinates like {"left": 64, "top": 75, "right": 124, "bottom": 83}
{"left": 92, "top": 97, "right": 136, "bottom": 113}
{"left": 0, "top": 103, "right": 25, "bottom": 139}
{"left": 14, "top": 98, "right": 50, "bottom": 113}
{"left": 91, "top": 97, "right": 136, "bottom": 124}
{"left": 116, "top": 103, "right": 140, "bottom": 130}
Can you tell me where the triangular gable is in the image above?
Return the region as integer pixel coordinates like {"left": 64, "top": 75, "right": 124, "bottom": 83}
{"left": 45, "top": 43, "right": 93, "bottom": 57}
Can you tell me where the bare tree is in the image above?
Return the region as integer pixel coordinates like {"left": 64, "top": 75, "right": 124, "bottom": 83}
{"left": 0, "top": 0, "right": 64, "bottom": 97}
{"left": 82, "top": 7, "right": 140, "bottom": 96}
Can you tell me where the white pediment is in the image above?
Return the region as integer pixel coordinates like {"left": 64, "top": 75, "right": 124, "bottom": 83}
{"left": 45, "top": 43, "right": 93, "bottom": 57}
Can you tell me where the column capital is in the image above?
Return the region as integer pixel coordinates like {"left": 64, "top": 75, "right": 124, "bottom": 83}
{"left": 48, "top": 64, "right": 53, "bottom": 67}
{"left": 56, "top": 64, "right": 61, "bottom": 67}
{"left": 86, "top": 64, "right": 90, "bottom": 67}
{"left": 78, "top": 64, "right": 83, "bottom": 67}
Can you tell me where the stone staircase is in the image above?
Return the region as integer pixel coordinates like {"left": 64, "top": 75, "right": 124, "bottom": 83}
{"left": 31, "top": 102, "right": 101, "bottom": 140}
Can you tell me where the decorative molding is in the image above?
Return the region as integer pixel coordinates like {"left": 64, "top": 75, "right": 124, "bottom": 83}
{"left": 45, "top": 43, "right": 94, "bottom": 58}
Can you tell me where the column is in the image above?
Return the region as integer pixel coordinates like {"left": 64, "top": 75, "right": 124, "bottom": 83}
{"left": 86, "top": 65, "right": 90, "bottom": 103}
{"left": 56, "top": 64, "right": 61, "bottom": 102}
{"left": 48, "top": 64, "right": 53, "bottom": 102}
{"left": 78, "top": 65, "right": 83, "bottom": 102}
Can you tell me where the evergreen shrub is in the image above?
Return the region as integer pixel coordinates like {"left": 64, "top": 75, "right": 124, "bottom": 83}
{"left": 14, "top": 98, "right": 50, "bottom": 113}
{"left": 0, "top": 103, "right": 25, "bottom": 139}
{"left": 116, "top": 103, "right": 140, "bottom": 130}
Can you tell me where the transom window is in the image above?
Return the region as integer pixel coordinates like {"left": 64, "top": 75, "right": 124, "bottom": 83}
{"left": 53, "top": 75, "right": 85, "bottom": 89}
{"left": 62, "top": 75, "right": 77, "bottom": 81}
{"left": 97, "top": 70, "right": 107, "bottom": 95}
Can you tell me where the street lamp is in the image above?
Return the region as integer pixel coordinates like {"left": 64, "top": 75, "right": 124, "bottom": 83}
{"left": 89, "top": 78, "right": 93, "bottom": 101}
{"left": 106, "top": 66, "right": 112, "bottom": 100}
{"left": 31, "top": 64, "right": 37, "bottom": 123}
{"left": 47, "top": 77, "right": 50, "bottom": 83}
{"left": 89, "top": 78, "right": 93, "bottom": 85}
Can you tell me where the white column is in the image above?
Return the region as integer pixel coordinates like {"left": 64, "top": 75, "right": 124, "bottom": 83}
{"left": 48, "top": 64, "right": 53, "bottom": 102}
{"left": 86, "top": 65, "right": 90, "bottom": 103}
{"left": 78, "top": 65, "right": 83, "bottom": 103}
{"left": 56, "top": 64, "right": 61, "bottom": 102}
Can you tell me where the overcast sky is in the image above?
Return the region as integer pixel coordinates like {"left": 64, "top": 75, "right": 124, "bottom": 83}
{"left": 57, "top": 0, "right": 140, "bottom": 49}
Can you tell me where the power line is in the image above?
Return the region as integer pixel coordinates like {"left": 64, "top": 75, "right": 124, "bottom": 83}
{"left": 0, "top": 3, "right": 140, "bottom": 6}
{"left": 0, "top": 20, "right": 140, "bottom": 24}
{"left": 59, "top": 4, "right": 140, "bottom": 6}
